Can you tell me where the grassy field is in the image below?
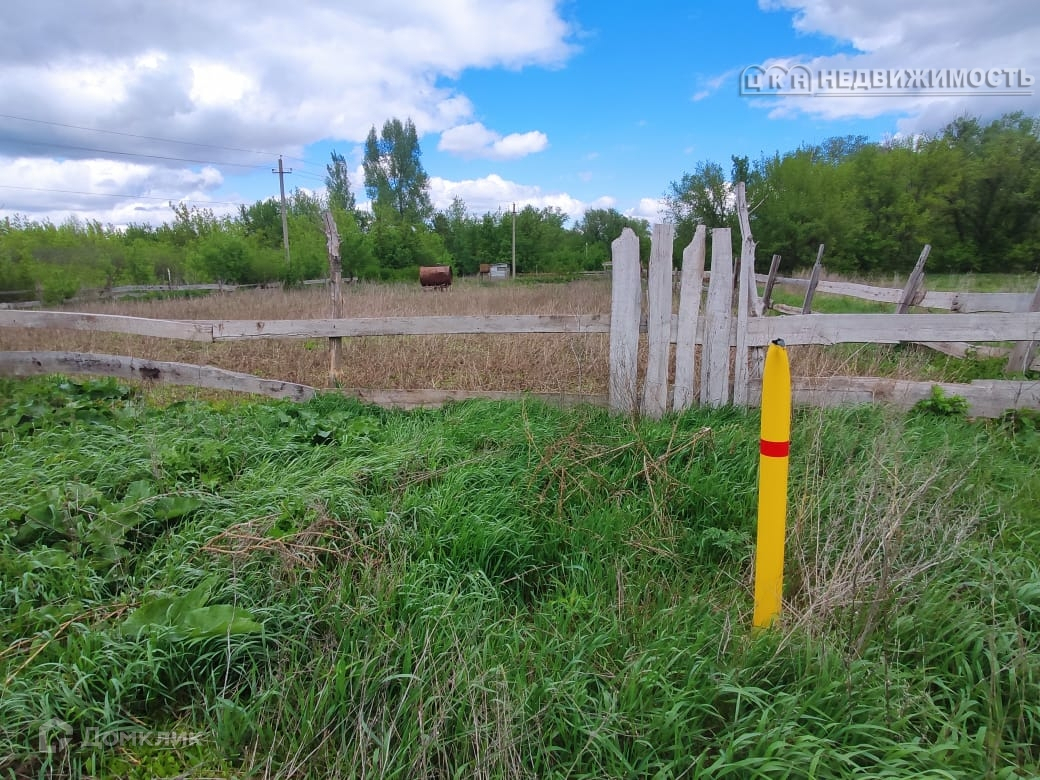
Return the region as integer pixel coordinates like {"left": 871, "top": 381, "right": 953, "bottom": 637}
{"left": 1, "top": 376, "right": 1038, "bottom": 777}
{"left": 3, "top": 274, "right": 1035, "bottom": 399}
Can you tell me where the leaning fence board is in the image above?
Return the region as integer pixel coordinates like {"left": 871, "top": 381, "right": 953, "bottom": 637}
{"left": 609, "top": 228, "right": 642, "bottom": 413}
{"left": 922, "top": 291, "right": 1036, "bottom": 313}
{"left": 1005, "top": 277, "right": 1040, "bottom": 373}
{"left": 748, "top": 312, "right": 1040, "bottom": 347}
{"left": 896, "top": 245, "right": 931, "bottom": 314}
{"left": 915, "top": 341, "right": 1012, "bottom": 360}
{"left": 672, "top": 226, "right": 706, "bottom": 412}
{"left": 732, "top": 233, "right": 756, "bottom": 406}
{"left": 755, "top": 275, "right": 1037, "bottom": 313}
{"left": 801, "top": 245, "right": 825, "bottom": 313}
{"left": 0, "top": 310, "right": 214, "bottom": 341}
{"left": 700, "top": 228, "right": 735, "bottom": 406}
{"left": 211, "top": 314, "right": 611, "bottom": 340}
{"left": 341, "top": 388, "right": 607, "bottom": 410}
{"left": 749, "top": 375, "right": 1040, "bottom": 418}
{"left": 0, "top": 351, "right": 314, "bottom": 401}
{"left": 642, "top": 223, "right": 675, "bottom": 418}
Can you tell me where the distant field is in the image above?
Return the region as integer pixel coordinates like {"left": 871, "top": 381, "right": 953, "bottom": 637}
{"left": 3, "top": 274, "right": 1035, "bottom": 395}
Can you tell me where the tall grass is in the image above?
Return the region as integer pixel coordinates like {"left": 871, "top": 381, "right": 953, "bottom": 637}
{"left": 1, "top": 377, "right": 1038, "bottom": 777}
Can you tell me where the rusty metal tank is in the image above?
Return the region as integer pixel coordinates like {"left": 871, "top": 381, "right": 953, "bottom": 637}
{"left": 419, "top": 265, "right": 452, "bottom": 288}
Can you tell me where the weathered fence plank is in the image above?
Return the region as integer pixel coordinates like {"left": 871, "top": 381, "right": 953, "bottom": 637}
{"left": 642, "top": 223, "right": 675, "bottom": 418}
{"left": 700, "top": 229, "right": 734, "bottom": 406}
{"left": 733, "top": 235, "right": 756, "bottom": 406}
{"left": 609, "top": 228, "right": 642, "bottom": 413}
{"left": 756, "top": 275, "right": 1037, "bottom": 313}
{"left": 1006, "top": 277, "right": 1040, "bottom": 374}
{"left": 748, "top": 311, "right": 1040, "bottom": 347}
{"left": 0, "top": 351, "right": 314, "bottom": 401}
{"left": 0, "top": 310, "right": 214, "bottom": 341}
{"left": 211, "top": 314, "right": 611, "bottom": 340}
{"left": 762, "top": 255, "right": 782, "bottom": 310}
{"left": 896, "top": 245, "right": 931, "bottom": 314}
{"left": 323, "top": 211, "right": 343, "bottom": 386}
{"left": 748, "top": 375, "right": 1040, "bottom": 419}
{"left": 672, "top": 226, "right": 706, "bottom": 412}
{"left": 801, "top": 245, "right": 825, "bottom": 314}
{"left": 341, "top": 388, "right": 607, "bottom": 410}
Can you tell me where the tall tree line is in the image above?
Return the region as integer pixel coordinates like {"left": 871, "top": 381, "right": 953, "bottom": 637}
{"left": 1, "top": 112, "right": 1036, "bottom": 302}
{"left": 665, "top": 112, "right": 1040, "bottom": 273}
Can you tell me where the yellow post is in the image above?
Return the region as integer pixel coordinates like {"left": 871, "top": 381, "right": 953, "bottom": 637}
{"left": 753, "top": 339, "right": 791, "bottom": 629}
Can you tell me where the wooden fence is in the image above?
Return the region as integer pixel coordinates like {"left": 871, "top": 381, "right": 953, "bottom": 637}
{"left": 1, "top": 188, "right": 1039, "bottom": 417}
{"left": 605, "top": 183, "right": 1039, "bottom": 418}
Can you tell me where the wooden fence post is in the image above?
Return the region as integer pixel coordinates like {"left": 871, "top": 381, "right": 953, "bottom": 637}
{"left": 609, "top": 228, "right": 642, "bottom": 413}
{"left": 701, "top": 229, "right": 735, "bottom": 407}
{"left": 642, "top": 223, "right": 675, "bottom": 419}
{"left": 896, "top": 245, "right": 931, "bottom": 314}
{"left": 1006, "top": 276, "right": 1040, "bottom": 374}
{"left": 672, "top": 226, "right": 706, "bottom": 412}
{"left": 322, "top": 211, "right": 343, "bottom": 386}
{"left": 733, "top": 182, "right": 757, "bottom": 406}
{"left": 763, "top": 254, "right": 782, "bottom": 310}
{"left": 801, "top": 245, "right": 825, "bottom": 314}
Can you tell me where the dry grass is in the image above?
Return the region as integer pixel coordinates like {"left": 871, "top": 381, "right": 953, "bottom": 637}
{"left": 1, "top": 276, "right": 994, "bottom": 395}
{"left": 2, "top": 279, "right": 613, "bottom": 393}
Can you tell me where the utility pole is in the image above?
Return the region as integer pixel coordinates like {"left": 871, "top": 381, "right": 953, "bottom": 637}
{"left": 273, "top": 156, "right": 292, "bottom": 274}
{"left": 511, "top": 202, "right": 516, "bottom": 279}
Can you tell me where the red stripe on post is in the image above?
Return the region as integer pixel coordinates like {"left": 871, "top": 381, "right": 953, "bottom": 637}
{"left": 760, "top": 439, "right": 790, "bottom": 458}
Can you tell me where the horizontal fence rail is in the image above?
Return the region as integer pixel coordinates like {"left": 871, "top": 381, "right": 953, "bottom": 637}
{"left": 756, "top": 274, "right": 1038, "bottom": 313}
{"left": 0, "top": 351, "right": 315, "bottom": 401}
{"left": 2, "top": 196, "right": 1038, "bottom": 417}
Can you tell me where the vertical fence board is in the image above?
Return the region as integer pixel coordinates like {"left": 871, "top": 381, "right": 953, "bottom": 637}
{"left": 672, "top": 226, "right": 706, "bottom": 412}
{"left": 733, "top": 234, "right": 756, "bottom": 406}
{"left": 801, "top": 245, "right": 825, "bottom": 314}
{"left": 642, "top": 223, "right": 675, "bottom": 418}
{"left": 1006, "top": 276, "right": 1040, "bottom": 374}
{"left": 609, "top": 228, "right": 642, "bottom": 413}
{"left": 896, "top": 245, "right": 931, "bottom": 314}
{"left": 322, "top": 211, "right": 343, "bottom": 386}
{"left": 763, "top": 254, "right": 782, "bottom": 310}
{"left": 700, "top": 229, "right": 735, "bottom": 406}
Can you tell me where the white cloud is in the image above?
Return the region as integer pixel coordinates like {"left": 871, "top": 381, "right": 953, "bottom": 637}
{"left": 428, "top": 173, "right": 613, "bottom": 222}
{"left": 438, "top": 123, "right": 549, "bottom": 160}
{"left": 0, "top": 0, "right": 575, "bottom": 223}
{"left": 752, "top": 0, "right": 1040, "bottom": 129}
{"left": 629, "top": 198, "right": 666, "bottom": 224}
{"left": 0, "top": 156, "right": 228, "bottom": 225}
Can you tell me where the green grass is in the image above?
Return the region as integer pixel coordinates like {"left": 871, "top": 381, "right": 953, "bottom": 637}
{"left": 768, "top": 287, "right": 894, "bottom": 314}
{"left": 1, "top": 377, "right": 1038, "bottom": 778}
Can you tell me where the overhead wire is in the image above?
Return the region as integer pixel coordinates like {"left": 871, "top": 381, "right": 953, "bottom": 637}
{"left": 2, "top": 137, "right": 268, "bottom": 169}
{"left": 0, "top": 183, "right": 247, "bottom": 207}
{"left": 0, "top": 112, "right": 324, "bottom": 168}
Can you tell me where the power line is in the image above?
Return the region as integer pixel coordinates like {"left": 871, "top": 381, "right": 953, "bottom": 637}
{"left": 0, "top": 112, "right": 305, "bottom": 162}
{"left": 0, "top": 112, "right": 317, "bottom": 167}
{"left": 1, "top": 136, "right": 267, "bottom": 169}
{"left": 0, "top": 183, "right": 247, "bottom": 207}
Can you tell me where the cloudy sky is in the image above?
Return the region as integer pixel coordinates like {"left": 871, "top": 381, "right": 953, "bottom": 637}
{"left": 1, "top": 0, "right": 1037, "bottom": 228}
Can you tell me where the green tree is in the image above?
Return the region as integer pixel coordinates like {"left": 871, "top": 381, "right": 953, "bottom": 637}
{"left": 664, "top": 161, "right": 736, "bottom": 261}
{"left": 238, "top": 199, "right": 283, "bottom": 249}
{"left": 573, "top": 208, "right": 650, "bottom": 268}
{"left": 363, "top": 118, "right": 433, "bottom": 224}
{"left": 325, "top": 149, "right": 356, "bottom": 213}
{"left": 432, "top": 196, "right": 480, "bottom": 274}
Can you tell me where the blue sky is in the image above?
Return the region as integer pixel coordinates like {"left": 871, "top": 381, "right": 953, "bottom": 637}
{"left": 1, "top": 0, "right": 1037, "bottom": 227}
